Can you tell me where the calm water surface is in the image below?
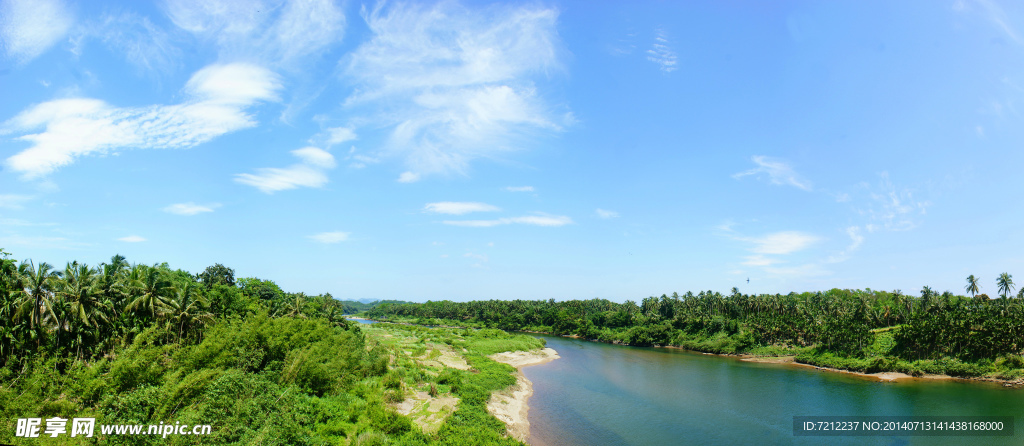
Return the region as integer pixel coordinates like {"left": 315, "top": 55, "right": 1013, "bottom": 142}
{"left": 524, "top": 334, "right": 1024, "bottom": 446}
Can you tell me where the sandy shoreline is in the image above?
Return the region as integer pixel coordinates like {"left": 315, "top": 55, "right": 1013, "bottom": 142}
{"left": 486, "top": 348, "right": 560, "bottom": 443}
{"left": 738, "top": 354, "right": 1023, "bottom": 386}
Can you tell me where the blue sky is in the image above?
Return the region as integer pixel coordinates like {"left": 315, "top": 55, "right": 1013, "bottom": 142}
{"left": 2, "top": 0, "right": 1023, "bottom": 302}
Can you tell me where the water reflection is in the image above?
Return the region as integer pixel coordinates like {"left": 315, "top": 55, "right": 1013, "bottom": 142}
{"left": 524, "top": 334, "right": 1023, "bottom": 446}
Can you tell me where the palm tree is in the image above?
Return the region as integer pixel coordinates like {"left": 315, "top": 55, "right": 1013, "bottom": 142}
{"left": 965, "top": 275, "right": 980, "bottom": 297}
{"left": 126, "top": 264, "right": 172, "bottom": 320}
{"left": 57, "top": 262, "right": 111, "bottom": 357}
{"left": 16, "top": 260, "right": 60, "bottom": 348}
{"left": 284, "top": 293, "right": 307, "bottom": 319}
{"left": 997, "top": 273, "right": 1015, "bottom": 299}
{"left": 163, "top": 283, "right": 213, "bottom": 342}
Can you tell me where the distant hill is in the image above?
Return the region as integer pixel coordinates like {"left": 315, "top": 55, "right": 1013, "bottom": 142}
{"left": 338, "top": 299, "right": 415, "bottom": 314}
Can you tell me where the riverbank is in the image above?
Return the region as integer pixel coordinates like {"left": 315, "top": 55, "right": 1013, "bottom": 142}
{"left": 367, "top": 316, "right": 1024, "bottom": 388}
{"left": 739, "top": 354, "right": 1024, "bottom": 387}
{"left": 486, "top": 348, "right": 560, "bottom": 442}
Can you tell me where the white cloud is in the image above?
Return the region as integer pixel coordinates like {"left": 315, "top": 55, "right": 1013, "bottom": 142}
{"left": 163, "top": 202, "right": 220, "bottom": 215}
{"left": 763, "top": 263, "right": 831, "bottom": 278}
{"left": 0, "top": 194, "right": 32, "bottom": 209}
{"left": 292, "top": 147, "right": 336, "bottom": 169}
{"left": 424, "top": 202, "right": 500, "bottom": 215}
{"left": 164, "top": 0, "right": 345, "bottom": 68}
{"left": 846, "top": 226, "right": 864, "bottom": 251}
{"left": 4, "top": 63, "right": 282, "bottom": 178}
{"left": 825, "top": 226, "right": 865, "bottom": 264}
{"left": 327, "top": 127, "right": 357, "bottom": 145}
{"left": 861, "top": 172, "right": 929, "bottom": 232}
{"left": 741, "top": 255, "right": 779, "bottom": 266}
{"left": 0, "top": 234, "right": 75, "bottom": 249}
{"left": 443, "top": 215, "right": 573, "bottom": 227}
{"left": 397, "top": 171, "right": 420, "bottom": 183}
{"left": 964, "top": 0, "right": 1022, "bottom": 45}
{"left": 504, "top": 186, "right": 534, "bottom": 192}
{"left": 118, "top": 235, "right": 146, "bottom": 242}
{"left": 342, "top": 2, "right": 566, "bottom": 179}
{"left": 464, "top": 252, "right": 487, "bottom": 261}
{"left": 91, "top": 13, "right": 180, "bottom": 73}
{"left": 596, "top": 208, "right": 619, "bottom": 219}
{"left": 0, "top": 0, "right": 73, "bottom": 64}
{"left": 745, "top": 231, "right": 820, "bottom": 255}
{"left": 235, "top": 147, "right": 335, "bottom": 193}
{"left": 646, "top": 29, "right": 677, "bottom": 73}
{"left": 308, "top": 231, "right": 350, "bottom": 243}
{"left": 732, "top": 155, "right": 812, "bottom": 191}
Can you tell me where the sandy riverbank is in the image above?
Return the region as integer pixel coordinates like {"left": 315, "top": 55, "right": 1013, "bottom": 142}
{"left": 486, "top": 348, "right": 560, "bottom": 443}
{"left": 739, "top": 355, "right": 1024, "bottom": 386}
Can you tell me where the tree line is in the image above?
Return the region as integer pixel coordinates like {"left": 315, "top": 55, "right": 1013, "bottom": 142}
{"left": 367, "top": 276, "right": 1024, "bottom": 367}
{"left": 0, "top": 249, "right": 357, "bottom": 367}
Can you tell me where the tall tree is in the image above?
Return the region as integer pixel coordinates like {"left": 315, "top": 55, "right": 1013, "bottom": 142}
{"left": 198, "top": 263, "right": 235, "bottom": 289}
{"left": 16, "top": 260, "right": 60, "bottom": 347}
{"left": 996, "top": 272, "right": 1015, "bottom": 299}
{"left": 163, "top": 283, "right": 213, "bottom": 342}
{"left": 965, "top": 275, "right": 980, "bottom": 297}
{"left": 126, "top": 264, "right": 172, "bottom": 320}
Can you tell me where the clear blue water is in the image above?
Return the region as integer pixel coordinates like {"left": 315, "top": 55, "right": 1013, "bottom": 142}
{"left": 524, "top": 334, "right": 1024, "bottom": 446}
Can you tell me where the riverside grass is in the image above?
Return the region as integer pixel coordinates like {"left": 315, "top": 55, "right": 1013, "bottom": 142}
{"left": 0, "top": 318, "right": 545, "bottom": 445}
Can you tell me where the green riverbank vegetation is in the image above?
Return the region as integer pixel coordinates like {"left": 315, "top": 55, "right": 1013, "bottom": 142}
{"left": 366, "top": 283, "right": 1024, "bottom": 382}
{"left": 0, "top": 249, "right": 542, "bottom": 445}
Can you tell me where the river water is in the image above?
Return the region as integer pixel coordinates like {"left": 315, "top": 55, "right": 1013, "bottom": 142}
{"left": 524, "top": 334, "right": 1024, "bottom": 446}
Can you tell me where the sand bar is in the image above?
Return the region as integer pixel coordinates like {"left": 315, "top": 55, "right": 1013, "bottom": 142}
{"left": 486, "top": 348, "right": 560, "bottom": 443}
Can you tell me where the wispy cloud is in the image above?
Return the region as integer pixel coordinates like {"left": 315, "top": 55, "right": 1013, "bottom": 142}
{"left": 164, "top": 0, "right": 345, "bottom": 69}
{"left": 117, "top": 235, "right": 146, "bottom": 242}
{"left": 860, "top": 172, "right": 929, "bottom": 232}
{"left": 763, "top": 263, "right": 831, "bottom": 278}
{"left": 341, "top": 2, "right": 567, "bottom": 179}
{"left": 163, "top": 202, "right": 221, "bottom": 215}
{"left": 443, "top": 215, "right": 573, "bottom": 227}
{"left": 0, "top": 194, "right": 33, "bottom": 209}
{"left": 646, "top": 28, "right": 678, "bottom": 73}
{"left": 956, "top": 0, "right": 1022, "bottom": 45}
{"left": 397, "top": 171, "right": 420, "bottom": 183}
{"left": 732, "top": 155, "right": 812, "bottom": 191}
{"left": 825, "top": 226, "right": 865, "bottom": 264}
{"left": 743, "top": 231, "right": 821, "bottom": 255}
{"left": 0, "top": 234, "right": 77, "bottom": 249}
{"left": 504, "top": 186, "right": 534, "bottom": 192}
{"left": 741, "top": 255, "right": 780, "bottom": 266}
{"left": 308, "top": 231, "right": 350, "bottom": 243}
{"left": 596, "top": 208, "right": 619, "bottom": 219}
{"left": 4, "top": 63, "right": 282, "bottom": 178}
{"left": 424, "top": 202, "right": 500, "bottom": 215}
{"left": 0, "top": 0, "right": 73, "bottom": 64}
{"left": 88, "top": 12, "right": 180, "bottom": 74}
{"left": 464, "top": 251, "right": 488, "bottom": 267}
{"left": 846, "top": 226, "right": 864, "bottom": 250}
{"left": 235, "top": 147, "right": 335, "bottom": 193}
{"left": 326, "top": 127, "right": 357, "bottom": 146}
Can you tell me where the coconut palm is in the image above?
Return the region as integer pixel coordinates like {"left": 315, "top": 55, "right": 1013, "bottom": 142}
{"left": 58, "top": 262, "right": 110, "bottom": 332}
{"left": 163, "top": 283, "right": 213, "bottom": 342}
{"left": 126, "top": 264, "right": 172, "bottom": 320}
{"left": 15, "top": 260, "right": 60, "bottom": 347}
{"left": 965, "top": 275, "right": 980, "bottom": 297}
{"left": 997, "top": 273, "right": 1015, "bottom": 299}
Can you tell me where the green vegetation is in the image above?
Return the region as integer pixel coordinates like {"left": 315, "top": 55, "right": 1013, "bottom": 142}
{"left": 367, "top": 283, "right": 1024, "bottom": 381}
{"left": 0, "top": 249, "right": 536, "bottom": 445}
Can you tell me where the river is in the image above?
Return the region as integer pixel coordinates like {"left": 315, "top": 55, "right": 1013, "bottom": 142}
{"left": 524, "top": 334, "right": 1023, "bottom": 446}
